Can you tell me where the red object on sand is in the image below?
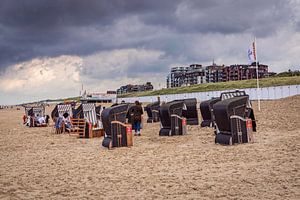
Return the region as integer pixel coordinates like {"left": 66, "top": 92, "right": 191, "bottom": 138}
{"left": 246, "top": 118, "right": 252, "bottom": 129}
{"left": 23, "top": 115, "right": 26, "bottom": 124}
{"left": 182, "top": 118, "right": 186, "bottom": 126}
{"left": 126, "top": 125, "right": 133, "bottom": 146}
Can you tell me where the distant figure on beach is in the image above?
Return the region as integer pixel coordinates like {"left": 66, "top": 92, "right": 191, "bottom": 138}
{"left": 131, "top": 100, "right": 143, "bottom": 136}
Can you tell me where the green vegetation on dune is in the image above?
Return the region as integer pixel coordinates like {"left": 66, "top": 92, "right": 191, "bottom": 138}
{"left": 63, "top": 96, "right": 81, "bottom": 102}
{"left": 37, "top": 96, "right": 81, "bottom": 104}
{"left": 118, "top": 76, "right": 300, "bottom": 98}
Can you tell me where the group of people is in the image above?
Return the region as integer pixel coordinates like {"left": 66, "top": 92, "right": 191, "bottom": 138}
{"left": 23, "top": 114, "right": 49, "bottom": 127}
{"left": 54, "top": 112, "right": 72, "bottom": 133}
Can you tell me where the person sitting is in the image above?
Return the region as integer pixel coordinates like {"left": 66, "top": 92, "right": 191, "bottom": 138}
{"left": 62, "top": 112, "right": 72, "bottom": 132}
{"left": 37, "top": 116, "right": 46, "bottom": 124}
{"left": 26, "top": 116, "right": 31, "bottom": 126}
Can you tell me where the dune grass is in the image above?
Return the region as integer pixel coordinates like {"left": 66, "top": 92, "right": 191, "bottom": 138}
{"left": 118, "top": 76, "right": 300, "bottom": 98}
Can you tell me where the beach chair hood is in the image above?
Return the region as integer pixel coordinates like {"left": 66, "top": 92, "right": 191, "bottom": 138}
{"left": 181, "top": 98, "right": 198, "bottom": 125}
{"left": 159, "top": 100, "right": 184, "bottom": 129}
{"left": 101, "top": 104, "right": 129, "bottom": 137}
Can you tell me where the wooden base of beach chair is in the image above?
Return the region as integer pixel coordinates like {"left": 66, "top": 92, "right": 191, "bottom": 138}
{"left": 36, "top": 123, "right": 48, "bottom": 127}
{"left": 92, "top": 128, "right": 104, "bottom": 137}
{"left": 69, "top": 118, "right": 86, "bottom": 138}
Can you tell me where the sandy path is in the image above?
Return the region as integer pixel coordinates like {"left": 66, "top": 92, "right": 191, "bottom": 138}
{"left": 0, "top": 96, "right": 299, "bottom": 199}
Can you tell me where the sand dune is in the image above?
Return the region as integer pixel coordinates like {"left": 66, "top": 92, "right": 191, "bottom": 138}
{"left": 0, "top": 96, "right": 299, "bottom": 199}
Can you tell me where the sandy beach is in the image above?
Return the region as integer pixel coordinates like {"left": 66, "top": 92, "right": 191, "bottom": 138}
{"left": 0, "top": 96, "right": 299, "bottom": 199}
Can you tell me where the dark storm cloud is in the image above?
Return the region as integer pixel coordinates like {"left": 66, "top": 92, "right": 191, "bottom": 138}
{"left": 139, "top": 0, "right": 294, "bottom": 35}
{"left": 0, "top": 0, "right": 179, "bottom": 69}
{"left": 0, "top": 0, "right": 297, "bottom": 70}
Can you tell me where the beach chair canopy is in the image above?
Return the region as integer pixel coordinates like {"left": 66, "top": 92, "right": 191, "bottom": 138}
{"left": 159, "top": 100, "right": 185, "bottom": 129}
{"left": 25, "top": 106, "right": 45, "bottom": 117}
{"left": 219, "top": 90, "right": 255, "bottom": 129}
{"left": 145, "top": 101, "right": 160, "bottom": 123}
{"left": 220, "top": 90, "right": 251, "bottom": 108}
{"left": 81, "top": 103, "right": 97, "bottom": 125}
{"left": 51, "top": 104, "right": 73, "bottom": 119}
{"left": 213, "top": 96, "right": 248, "bottom": 133}
{"left": 220, "top": 90, "right": 247, "bottom": 100}
{"left": 101, "top": 104, "right": 129, "bottom": 137}
{"left": 200, "top": 97, "right": 221, "bottom": 127}
{"left": 213, "top": 95, "right": 256, "bottom": 145}
{"left": 145, "top": 101, "right": 160, "bottom": 118}
{"left": 159, "top": 100, "right": 187, "bottom": 136}
{"left": 180, "top": 98, "right": 198, "bottom": 125}
{"left": 125, "top": 103, "right": 136, "bottom": 123}
{"left": 200, "top": 98, "right": 220, "bottom": 121}
{"left": 73, "top": 103, "right": 98, "bottom": 125}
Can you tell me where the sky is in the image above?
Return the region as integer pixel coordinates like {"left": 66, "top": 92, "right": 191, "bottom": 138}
{"left": 0, "top": 0, "right": 299, "bottom": 105}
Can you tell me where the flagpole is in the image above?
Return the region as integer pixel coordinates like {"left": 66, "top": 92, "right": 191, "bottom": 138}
{"left": 254, "top": 37, "right": 261, "bottom": 111}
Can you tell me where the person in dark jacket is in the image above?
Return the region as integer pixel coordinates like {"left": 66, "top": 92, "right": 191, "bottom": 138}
{"left": 131, "top": 100, "right": 143, "bottom": 136}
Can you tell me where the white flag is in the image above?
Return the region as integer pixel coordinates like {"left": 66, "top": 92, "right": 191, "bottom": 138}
{"left": 247, "top": 41, "right": 256, "bottom": 64}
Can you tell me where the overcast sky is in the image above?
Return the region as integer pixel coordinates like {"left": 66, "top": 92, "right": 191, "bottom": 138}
{"left": 0, "top": 0, "right": 299, "bottom": 105}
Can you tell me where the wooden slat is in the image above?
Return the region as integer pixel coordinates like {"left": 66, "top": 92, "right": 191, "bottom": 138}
{"left": 69, "top": 118, "right": 86, "bottom": 138}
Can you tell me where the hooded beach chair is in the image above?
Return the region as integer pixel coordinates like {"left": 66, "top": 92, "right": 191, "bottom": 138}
{"left": 24, "top": 105, "right": 47, "bottom": 127}
{"left": 159, "top": 100, "right": 187, "bottom": 136}
{"left": 213, "top": 90, "right": 257, "bottom": 145}
{"left": 200, "top": 98, "right": 221, "bottom": 127}
{"left": 101, "top": 104, "right": 132, "bottom": 149}
{"left": 57, "top": 104, "right": 73, "bottom": 118}
{"left": 51, "top": 104, "right": 73, "bottom": 134}
{"left": 219, "top": 90, "right": 256, "bottom": 131}
{"left": 213, "top": 96, "right": 254, "bottom": 145}
{"left": 145, "top": 101, "right": 160, "bottom": 123}
{"left": 74, "top": 103, "right": 104, "bottom": 138}
{"left": 181, "top": 98, "right": 198, "bottom": 125}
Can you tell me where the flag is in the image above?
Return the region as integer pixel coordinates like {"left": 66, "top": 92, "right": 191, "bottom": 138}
{"left": 247, "top": 38, "right": 261, "bottom": 111}
{"left": 247, "top": 41, "right": 256, "bottom": 63}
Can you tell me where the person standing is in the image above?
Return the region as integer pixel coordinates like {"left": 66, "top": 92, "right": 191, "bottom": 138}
{"left": 131, "top": 101, "right": 143, "bottom": 136}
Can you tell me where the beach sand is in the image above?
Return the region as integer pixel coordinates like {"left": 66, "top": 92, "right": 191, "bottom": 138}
{"left": 0, "top": 96, "right": 299, "bottom": 199}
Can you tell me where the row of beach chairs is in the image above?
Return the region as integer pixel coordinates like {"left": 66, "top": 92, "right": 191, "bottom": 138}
{"left": 134, "top": 90, "right": 256, "bottom": 145}
{"left": 23, "top": 103, "right": 104, "bottom": 138}
{"left": 23, "top": 90, "right": 257, "bottom": 149}
{"left": 100, "top": 90, "right": 256, "bottom": 149}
